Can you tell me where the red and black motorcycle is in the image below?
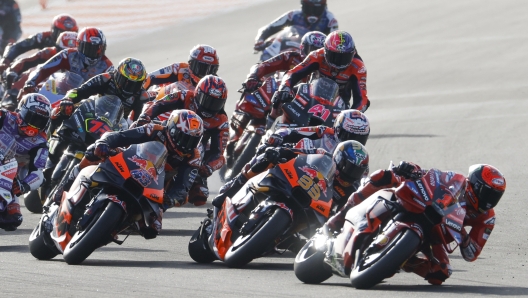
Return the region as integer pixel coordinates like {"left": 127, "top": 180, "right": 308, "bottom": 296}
{"left": 220, "top": 76, "right": 278, "bottom": 182}
{"left": 189, "top": 152, "right": 335, "bottom": 268}
{"left": 29, "top": 141, "right": 167, "bottom": 264}
{"left": 294, "top": 168, "right": 467, "bottom": 288}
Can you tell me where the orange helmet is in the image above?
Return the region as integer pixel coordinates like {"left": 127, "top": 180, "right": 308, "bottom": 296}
{"left": 188, "top": 45, "right": 219, "bottom": 84}
{"left": 466, "top": 164, "right": 506, "bottom": 212}
{"left": 51, "top": 14, "right": 78, "bottom": 40}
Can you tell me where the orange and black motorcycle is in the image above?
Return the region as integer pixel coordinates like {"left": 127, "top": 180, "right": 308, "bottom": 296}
{"left": 189, "top": 152, "right": 335, "bottom": 268}
{"left": 29, "top": 141, "right": 167, "bottom": 264}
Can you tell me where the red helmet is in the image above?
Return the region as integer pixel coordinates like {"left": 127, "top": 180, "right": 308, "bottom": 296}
{"left": 188, "top": 45, "right": 219, "bottom": 84}
{"left": 165, "top": 109, "right": 203, "bottom": 154}
{"left": 324, "top": 31, "right": 356, "bottom": 69}
{"left": 466, "top": 164, "right": 506, "bottom": 212}
{"left": 301, "top": 0, "right": 327, "bottom": 23}
{"left": 51, "top": 14, "right": 78, "bottom": 41}
{"left": 77, "top": 27, "right": 107, "bottom": 66}
{"left": 194, "top": 75, "right": 227, "bottom": 118}
{"left": 55, "top": 31, "right": 77, "bottom": 51}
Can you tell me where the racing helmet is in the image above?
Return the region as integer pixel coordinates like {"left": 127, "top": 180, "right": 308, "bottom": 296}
{"left": 165, "top": 109, "right": 204, "bottom": 154}
{"left": 333, "top": 140, "right": 369, "bottom": 182}
{"left": 114, "top": 57, "right": 147, "bottom": 98}
{"left": 55, "top": 31, "right": 78, "bottom": 51}
{"left": 301, "top": 0, "right": 327, "bottom": 23}
{"left": 17, "top": 93, "right": 51, "bottom": 137}
{"left": 194, "top": 75, "right": 228, "bottom": 118}
{"left": 300, "top": 31, "right": 326, "bottom": 57}
{"left": 77, "top": 27, "right": 107, "bottom": 66}
{"left": 51, "top": 14, "right": 78, "bottom": 41}
{"left": 333, "top": 109, "right": 370, "bottom": 145}
{"left": 466, "top": 164, "right": 506, "bottom": 212}
{"left": 188, "top": 44, "right": 219, "bottom": 84}
{"left": 324, "top": 31, "right": 356, "bottom": 69}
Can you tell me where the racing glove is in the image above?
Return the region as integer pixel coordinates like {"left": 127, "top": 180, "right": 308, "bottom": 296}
{"left": 12, "top": 179, "right": 29, "bottom": 196}
{"left": 135, "top": 114, "right": 151, "bottom": 127}
{"left": 254, "top": 39, "right": 266, "bottom": 51}
{"left": 243, "top": 76, "right": 260, "bottom": 93}
{"left": 93, "top": 141, "right": 110, "bottom": 159}
{"left": 59, "top": 99, "right": 74, "bottom": 116}
{"left": 266, "top": 133, "right": 283, "bottom": 147}
{"left": 199, "top": 165, "right": 214, "bottom": 178}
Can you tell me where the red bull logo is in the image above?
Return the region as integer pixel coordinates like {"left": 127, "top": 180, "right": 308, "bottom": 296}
{"left": 128, "top": 155, "right": 158, "bottom": 184}
{"left": 299, "top": 166, "right": 328, "bottom": 196}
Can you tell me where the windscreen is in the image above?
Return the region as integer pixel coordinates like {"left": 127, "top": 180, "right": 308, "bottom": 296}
{"left": 136, "top": 141, "right": 168, "bottom": 174}
{"left": 310, "top": 77, "right": 340, "bottom": 102}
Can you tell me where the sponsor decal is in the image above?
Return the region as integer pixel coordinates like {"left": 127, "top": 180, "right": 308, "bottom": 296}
{"left": 202, "top": 56, "right": 214, "bottom": 62}
{"left": 128, "top": 155, "right": 158, "bottom": 183}
{"left": 484, "top": 217, "right": 495, "bottom": 225}
{"left": 254, "top": 92, "right": 267, "bottom": 108}
{"left": 492, "top": 177, "right": 504, "bottom": 186}
{"left": 415, "top": 180, "right": 430, "bottom": 201}
{"left": 299, "top": 166, "right": 327, "bottom": 196}
{"left": 131, "top": 168, "right": 152, "bottom": 187}
{"left": 445, "top": 218, "right": 462, "bottom": 232}
{"left": 412, "top": 197, "right": 426, "bottom": 208}
{"left": 286, "top": 105, "right": 301, "bottom": 117}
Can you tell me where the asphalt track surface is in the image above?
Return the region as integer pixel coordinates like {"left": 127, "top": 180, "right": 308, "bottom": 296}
{"left": 2, "top": 0, "right": 528, "bottom": 297}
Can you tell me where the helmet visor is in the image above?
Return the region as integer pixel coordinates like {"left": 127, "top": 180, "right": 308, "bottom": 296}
{"left": 195, "top": 91, "right": 226, "bottom": 114}
{"left": 79, "top": 41, "right": 103, "bottom": 59}
{"left": 172, "top": 129, "right": 202, "bottom": 154}
{"left": 302, "top": 4, "right": 326, "bottom": 17}
{"left": 115, "top": 72, "right": 143, "bottom": 96}
{"left": 189, "top": 60, "right": 219, "bottom": 79}
{"left": 475, "top": 184, "right": 503, "bottom": 211}
{"left": 337, "top": 129, "right": 368, "bottom": 145}
{"left": 325, "top": 50, "right": 353, "bottom": 69}
{"left": 20, "top": 109, "right": 49, "bottom": 131}
{"left": 338, "top": 158, "right": 367, "bottom": 181}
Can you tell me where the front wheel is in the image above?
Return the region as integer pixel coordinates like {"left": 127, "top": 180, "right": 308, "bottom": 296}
{"left": 294, "top": 238, "right": 333, "bottom": 284}
{"left": 350, "top": 229, "right": 421, "bottom": 289}
{"left": 224, "top": 208, "right": 291, "bottom": 268}
{"left": 28, "top": 221, "right": 59, "bottom": 260}
{"left": 63, "top": 201, "right": 124, "bottom": 265}
{"left": 188, "top": 219, "right": 216, "bottom": 263}
{"left": 24, "top": 190, "right": 42, "bottom": 213}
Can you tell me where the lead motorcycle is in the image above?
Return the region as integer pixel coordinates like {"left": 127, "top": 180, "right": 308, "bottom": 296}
{"left": 256, "top": 25, "right": 308, "bottom": 62}
{"left": 221, "top": 76, "right": 278, "bottom": 182}
{"left": 29, "top": 141, "right": 167, "bottom": 265}
{"left": 294, "top": 168, "right": 467, "bottom": 288}
{"left": 24, "top": 95, "right": 124, "bottom": 213}
{"left": 189, "top": 151, "right": 335, "bottom": 268}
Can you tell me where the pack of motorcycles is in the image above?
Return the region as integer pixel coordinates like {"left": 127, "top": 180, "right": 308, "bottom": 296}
{"left": 0, "top": 27, "right": 467, "bottom": 289}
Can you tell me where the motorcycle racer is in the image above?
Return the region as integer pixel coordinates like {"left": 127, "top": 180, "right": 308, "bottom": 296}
{"left": 55, "top": 109, "right": 204, "bottom": 233}
{"left": 21, "top": 27, "right": 113, "bottom": 96}
{"left": 253, "top": 0, "right": 338, "bottom": 52}
{"left": 142, "top": 44, "right": 219, "bottom": 91}
{"left": 325, "top": 162, "right": 506, "bottom": 285}
{"left": 0, "top": 93, "right": 50, "bottom": 231}
{"left": 0, "top": 13, "right": 78, "bottom": 73}
{"left": 273, "top": 30, "right": 369, "bottom": 117}
{"left": 139, "top": 74, "right": 229, "bottom": 206}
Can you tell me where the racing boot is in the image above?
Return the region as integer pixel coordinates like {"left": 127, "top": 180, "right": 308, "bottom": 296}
{"left": 0, "top": 202, "right": 23, "bottom": 231}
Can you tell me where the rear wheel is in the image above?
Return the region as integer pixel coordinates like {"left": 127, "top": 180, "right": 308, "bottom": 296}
{"left": 350, "top": 229, "right": 421, "bottom": 289}
{"left": 224, "top": 133, "right": 261, "bottom": 182}
{"left": 188, "top": 219, "right": 216, "bottom": 263}
{"left": 294, "top": 238, "right": 333, "bottom": 284}
{"left": 63, "top": 201, "right": 124, "bottom": 265}
{"left": 224, "top": 208, "right": 291, "bottom": 268}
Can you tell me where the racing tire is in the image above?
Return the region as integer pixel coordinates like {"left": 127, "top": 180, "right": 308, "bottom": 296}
{"left": 188, "top": 219, "right": 217, "bottom": 263}
{"left": 294, "top": 239, "right": 333, "bottom": 284}
{"left": 350, "top": 229, "right": 421, "bottom": 289}
{"left": 224, "top": 208, "right": 291, "bottom": 268}
{"left": 24, "top": 190, "right": 42, "bottom": 214}
{"left": 224, "top": 133, "right": 262, "bottom": 182}
{"left": 63, "top": 201, "right": 124, "bottom": 265}
{"left": 28, "top": 222, "right": 59, "bottom": 260}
